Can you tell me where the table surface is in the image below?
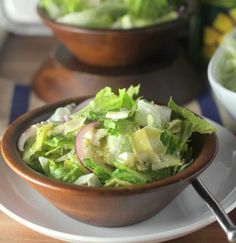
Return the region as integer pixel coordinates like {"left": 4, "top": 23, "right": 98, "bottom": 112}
{"left": 0, "top": 34, "right": 235, "bottom": 243}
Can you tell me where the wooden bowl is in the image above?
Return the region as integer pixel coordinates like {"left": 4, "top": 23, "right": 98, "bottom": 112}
{"left": 37, "top": 1, "right": 195, "bottom": 67}
{"left": 31, "top": 44, "right": 207, "bottom": 104}
{"left": 1, "top": 97, "right": 218, "bottom": 227}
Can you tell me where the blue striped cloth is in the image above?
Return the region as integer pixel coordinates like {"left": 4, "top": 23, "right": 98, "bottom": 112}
{"left": 197, "top": 89, "right": 222, "bottom": 125}
{"left": 0, "top": 79, "right": 235, "bottom": 136}
{"left": 9, "top": 84, "right": 31, "bottom": 124}
{"left": 9, "top": 85, "right": 222, "bottom": 123}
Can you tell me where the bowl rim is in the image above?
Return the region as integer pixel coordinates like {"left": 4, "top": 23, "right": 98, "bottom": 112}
{"left": 208, "top": 44, "right": 236, "bottom": 96}
{"left": 37, "top": 0, "right": 196, "bottom": 34}
{"left": 1, "top": 96, "right": 218, "bottom": 195}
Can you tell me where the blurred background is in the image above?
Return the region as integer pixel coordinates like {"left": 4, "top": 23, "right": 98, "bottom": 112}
{"left": 0, "top": 0, "right": 235, "bottom": 120}
{"left": 0, "top": 0, "right": 235, "bottom": 130}
{"left": 0, "top": 0, "right": 235, "bottom": 104}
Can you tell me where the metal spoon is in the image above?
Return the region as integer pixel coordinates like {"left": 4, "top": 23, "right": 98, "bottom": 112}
{"left": 192, "top": 178, "right": 236, "bottom": 242}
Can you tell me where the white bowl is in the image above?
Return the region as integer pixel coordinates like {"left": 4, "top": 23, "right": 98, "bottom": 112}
{"left": 208, "top": 36, "right": 236, "bottom": 120}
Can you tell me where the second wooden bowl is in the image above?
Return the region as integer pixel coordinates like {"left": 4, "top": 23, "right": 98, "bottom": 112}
{"left": 38, "top": 0, "right": 195, "bottom": 67}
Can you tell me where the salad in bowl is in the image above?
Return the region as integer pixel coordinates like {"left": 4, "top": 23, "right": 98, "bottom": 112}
{"left": 39, "top": 0, "right": 186, "bottom": 29}
{"left": 18, "top": 85, "right": 215, "bottom": 187}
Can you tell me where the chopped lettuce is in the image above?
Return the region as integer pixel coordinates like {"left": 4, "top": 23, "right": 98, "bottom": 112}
{"left": 39, "top": 0, "right": 183, "bottom": 29}
{"left": 83, "top": 158, "right": 112, "bottom": 183}
{"left": 43, "top": 159, "right": 86, "bottom": 183}
{"left": 40, "top": 0, "right": 86, "bottom": 18}
{"left": 110, "top": 161, "right": 147, "bottom": 185}
{"left": 53, "top": 116, "right": 86, "bottom": 134}
{"left": 57, "top": 2, "right": 127, "bottom": 28}
{"left": 102, "top": 118, "right": 138, "bottom": 135}
{"left": 19, "top": 85, "right": 216, "bottom": 187}
{"left": 135, "top": 99, "right": 171, "bottom": 128}
{"left": 168, "top": 98, "right": 216, "bottom": 134}
{"left": 109, "top": 161, "right": 177, "bottom": 185}
{"left": 105, "top": 177, "right": 133, "bottom": 187}
{"left": 129, "top": 126, "right": 166, "bottom": 169}
{"left": 86, "top": 86, "right": 138, "bottom": 114}
{"left": 22, "top": 123, "right": 53, "bottom": 163}
{"left": 125, "top": 0, "right": 170, "bottom": 20}
{"left": 77, "top": 85, "right": 139, "bottom": 135}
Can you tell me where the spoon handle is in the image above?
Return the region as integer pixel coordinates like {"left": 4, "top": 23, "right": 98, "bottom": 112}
{"left": 192, "top": 178, "right": 236, "bottom": 242}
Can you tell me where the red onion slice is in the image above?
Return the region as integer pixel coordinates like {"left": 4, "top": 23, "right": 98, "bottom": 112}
{"left": 18, "top": 126, "right": 37, "bottom": 151}
{"left": 75, "top": 122, "right": 99, "bottom": 168}
{"left": 73, "top": 98, "right": 94, "bottom": 113}
{"left": 63, "top": 114, "right": 70, "bottom": 122}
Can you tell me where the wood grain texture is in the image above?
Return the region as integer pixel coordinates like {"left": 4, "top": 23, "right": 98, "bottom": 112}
{"left": 0, "top": 212, "right": 61, "bottom": 243}
{"left": 31, "top": 45, "right": 206, "bottom": 105}
{"left": 0, "top": 210, "right": 235, "bottom": 243}
{"left": 0, "top": 35, "right": 235, "bottom": 243}
{"left": 37, "top": 3, "right": 193, "bottom": 68}
{"left": 0, "top": 34, "right": 57, "bottom": 85}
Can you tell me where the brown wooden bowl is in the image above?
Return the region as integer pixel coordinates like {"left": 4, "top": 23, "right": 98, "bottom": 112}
{"left": 1, "top": 97, "right": 218, "bottom": 227}
{"left": 37, "top": 0, "right": 195, "bottom": 67}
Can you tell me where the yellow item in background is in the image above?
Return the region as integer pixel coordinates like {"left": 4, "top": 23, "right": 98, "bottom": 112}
{"left": 229, "top": 8, "right": 236, "bottom": 22}
{"left": 217, "top": 33, "right": 227, "bottom": 45}
{"left": 201, "top": 10, "right": 236, "bottom": 61}
{"left": 213, "top": 13, "right": 234, "bottom": 33}
{"left": 203, "top": 27, "right": 221, "bottom": 45}
{"left": 190, "top": 2, "right": 236, "bottom": 66}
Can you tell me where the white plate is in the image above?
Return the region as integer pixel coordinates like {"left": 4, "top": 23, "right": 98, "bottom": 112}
{"left": 1, "top": 122, "right": 236, "bottom": 243}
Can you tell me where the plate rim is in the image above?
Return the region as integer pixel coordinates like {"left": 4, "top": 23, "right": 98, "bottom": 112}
{"left": 1, "top": 196, "right": 236, "bottom": 243}
{"left": 1, "top": 121, "right": 236, "bottom": 243}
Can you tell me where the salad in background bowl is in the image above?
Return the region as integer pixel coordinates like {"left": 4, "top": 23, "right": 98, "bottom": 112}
{"left": 39, "top": 0, "right": 186, "bottom": 29}
{"left": 1, "top": 86, "right": 217, "bottom": 226}
{"left": 208, "top": 29, "right": 236, "bottom": 120}
{"left": 37, "top": 0, "right": 195, "bottom": 67}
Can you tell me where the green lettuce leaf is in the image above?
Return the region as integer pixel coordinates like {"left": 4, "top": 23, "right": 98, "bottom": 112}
{"left": 45, "top": 159, "right": 85, "bottom": 183}
{"left": 22, "top": 123, "right": 53, "bottom": 163}
{"left": 111, "top": 161, "right": 147, "bottom": 184}
{"left": 168, "top": 97, "right": 216, "bottom": 134}
{"left": 40, "top": 0, "right": 183, "bottom": 29}
{"left": 40, "top": 0, "right": 86, "bottom": 18}
{"left": 57, "top": 1, "right": 127, "bottom": 29}
{"left": 110, "top": 161, "right": 175, "bottom": 184}
{"left": 52, "top": 116, "right": 86, "bottom": 135}
{"left": 89, "top": 85, "right": 139, "bottom": 113}
{"left": 76, "top": 85, "right": 140, "bottom": 134}
{"left": 102, "top": 118, "right": 138, "bottom": 135}
{"left": 125, "top": 0, "right": 169, "bottom": 19}
{"left": 83, "top": 158, "right": 112, "bottom": 183}
{"left": 126, "top": 84, "right": 140, "bottom": 97}
{"left": 143, "top": 167, "right": 174, "bottom": 182}
{"left": 42, "top": 134, "right": 75, "bottom": 161}
{"left": 105, "top": 177, "right": 133, "bottom": 187}
{"left": 44, "top": 134, "right": 75, "bottom": 148}
{"left": 161, "top": 127, "right": 189, "bottom": 156}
